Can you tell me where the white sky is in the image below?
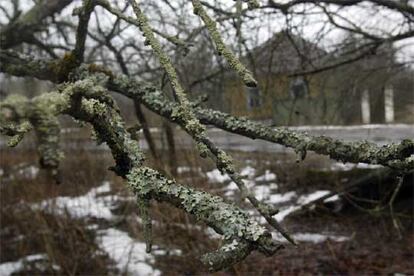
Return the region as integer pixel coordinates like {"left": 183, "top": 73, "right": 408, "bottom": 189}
{"left": 0, "top": 0, "right": 413, "bottom": 65}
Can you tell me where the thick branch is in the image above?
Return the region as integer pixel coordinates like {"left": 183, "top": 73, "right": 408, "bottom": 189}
{"left": 0, "top": 0, "right": 74, "bottom": 49}
{"left": 1, "top": 50, "right": 412, "bottom": 172}
{"left": 0, "top": 94, "right": 62, "bottom": 176}
{"left": 0, "top": 79, "right": 282, "bottom": 271}
{"left": 266, "top": 0, "right": 414, "bottom": 18}
{"left": 110, "top": 76, "right": 414, "bottom": 172}
{"left": 127, "top": 167, "right": 281, "bottom": 262}
{"left": 72, "top": 0, "right": 96, "bottom": 63}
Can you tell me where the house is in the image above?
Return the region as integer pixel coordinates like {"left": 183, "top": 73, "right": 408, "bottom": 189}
{"left": 198, "top": 31, "right": 414, "bottom": 125}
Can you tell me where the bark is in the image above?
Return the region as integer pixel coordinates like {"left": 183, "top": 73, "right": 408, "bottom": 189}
{"left": 0, "top": 78, "right": 281, "bottom": 271}
{"left": 0, "top": 0, "right": 74, "bottom": 49}
{"left": 1, "top": 49, "right": 412, "bottom": 172}
{"left": 163, "top": 120, "right": 178, "bottom": 176}
{"left": 134, "top": 100, "right": 159, "bottom": 160}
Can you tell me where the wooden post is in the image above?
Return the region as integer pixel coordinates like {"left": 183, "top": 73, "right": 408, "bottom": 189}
{"left": 361, "top": 89, "right": 371, "bottom": 124}
{"left": 384, "top": 85, "right": 395, "bottom": 123}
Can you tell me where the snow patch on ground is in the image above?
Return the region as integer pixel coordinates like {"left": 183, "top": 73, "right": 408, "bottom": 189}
{"left": 206, "top": 169, "right": 230, "bottom": 183}
{"left": 253, "top": 185, "right": 272, "bottom": 200}
{"left": 206, "top": 166, "right": 257, "bottom": 185}
{"left": 329, "top": 162, "right": 383, "bottom": 171}
{"left": 0, "top": 254, "right": 59, "bottom": 276}
{"left": 293, "top": 233, "right": 349, "bottom": 243}
{"left": 267, "top": 191, "right": 297, "bottom": 204}
{"left": 152, "top": 247, "right": 182, "bottom": 256}
{"left": 177, "top": 166, "right": 202, "bottom": 174}
{"left": 287, "top": 123, "right": 412, "bottom": 130}
{"left": 97, "top": 228, "right": 160, "bottom": 276}
{"left": 272, "top": 232, "right": 350, "bottom": 243}
{"left": 297, "top": 190, "right": 331, "bottom": 205}
{"left": 223, "top": 182, "right": 240, "bottom": 197}
{"left": 274, "top": 206, "right": 301, "bottom": 222}
{"left": 32, "top": 181, "right": 116, "bottom": 219}
{"left": 18, "top": 165, "right": 40, "bottom": 179}
{"left": 1, "top": 164, "right": 40, "bottom": 183}
{"left": 253, "top": 184, "right": 295, "bottom": 203}
{"left": 274, "top": 190, "right": 339, "bottom": 222}
{"left": 177, "top": 166, "right": 191, "bottom": 174}
{"left": 255, "top": 170, "right": 277, "bottom": 181}
{"left": 324, "top": 194, "right": 340, "bottom": 202}
{"left": 221, "top": 166, "right": 273, "bottom": 198}
{"left": 240, "top": 166, "right": 256, "bottom": 178}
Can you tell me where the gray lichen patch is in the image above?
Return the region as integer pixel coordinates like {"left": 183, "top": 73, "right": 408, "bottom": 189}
{"left": 200, "top": 239, "right": 253, "bottom": 272}
{"left": 127, "top": 167, "right": 278, "bottom": 248}
{"left": 1, "top": 121, "right": 32, "bottom": 147}
{"left": 191, "top": 0, "right": 257, "bottom": 87}
{"left": 193, "top": 106, "right": 414, "bottom": 172}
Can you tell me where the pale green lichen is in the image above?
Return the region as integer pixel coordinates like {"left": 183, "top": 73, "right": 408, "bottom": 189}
{"left": 130, "top": 2, "right": 187, "bottom": 102}
{"left": 0, "top": 77, "right": 146, "bottom": 176}
{"left": 190, "top": 105, "right": 413, "bottom": 172}
{"left": 32, "top": 96, "right": 65, "bottom": 170}
{"left": 80, "top": 98, "right": 107, "bottom": 117}
{"left": 216, "top": 151, "right": 236, "bottom": 173}
{"left": 91, "top": 129, "right": 104, "bottom": 145}
{"left": 200, "top": 239, "right": 252, "bottom": 271}
{"left": 0, "top": 93, "right": 66, "bottom": 172}
{"left": 127, "top": 167, "right": 274, "bottom": 246}
{"left": 2, "top": 121, "right": 32, "bottom": 147}
{"left": 0, "top": 94, "right": 29, "bottom": 116}
{"left": 107, "top": 74, "right": 412, "bottom": 243}
{"left": 192, "top": 0, "right": 257, "bottom": 87}
{"left": 109, "top": 78, "right": 292, "bottom": 244}
{"left": 196, "top": 141, "right": 210, "bottom": 158}
{"left": 130, "top": 0, "right": 208, "bottom": 151}
{"left": 33, "top": 91, "right": 70, "bottom": 115}
{"left": 0, "top": 46, "right": 288, "bottom": 272}
{"left": 96, "top": 0, "right": 190, "bottom": 53}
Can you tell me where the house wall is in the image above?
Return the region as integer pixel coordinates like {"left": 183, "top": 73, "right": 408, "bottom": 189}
{"left": 219, "top": 66, "right": 413, "bottom": 126}
{"left": 222, "top": 73, "right": 341, "bottom": 125}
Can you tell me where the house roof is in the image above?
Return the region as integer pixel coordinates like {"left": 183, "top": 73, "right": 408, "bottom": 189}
{"left": 243, "top": 30, "right": 328, "bottom": 75}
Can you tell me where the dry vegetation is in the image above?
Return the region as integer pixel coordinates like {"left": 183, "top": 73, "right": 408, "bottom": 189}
{"left": 1, "top": 135, "right": 413, "bottom": 275}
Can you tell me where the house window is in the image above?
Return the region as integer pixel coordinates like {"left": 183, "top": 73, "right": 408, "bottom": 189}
{"left": 246, "top": 86, "right": 262, "bottom": 109}
{"left": 289, "top": 77, "right": 309, "bottom": 99}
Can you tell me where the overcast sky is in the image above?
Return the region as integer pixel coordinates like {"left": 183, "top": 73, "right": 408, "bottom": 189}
{"left": 1, "top": 0, "right": 413, "bottom": 65}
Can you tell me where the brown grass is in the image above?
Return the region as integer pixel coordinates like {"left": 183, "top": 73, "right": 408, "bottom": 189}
{"left": 1, "top": 137, "right": 413, "bottom": 275}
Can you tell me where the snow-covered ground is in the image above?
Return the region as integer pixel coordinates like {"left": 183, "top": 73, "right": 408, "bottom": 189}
{"left": 0, "top": 254, "right": 60, "bottom": 276}
{"left": 328, "top": 162, "right": 383, "bottom": 171}
{"left": 97, "top": 228, "right": 160, "bottom": 276}
{"left": 207, "top": 166, "right": 342, "bottom": 223}
{"left": 1, "top": 161, "right": 362, "bottom": 274}
{"left": 32, "top": 181, "right": 115, "bottom": 219}
{"left": 28, "top": 181, "right": 160, "bottom": 276}
{"left": 272, "top": 232, "right": 350, "bottom": 243}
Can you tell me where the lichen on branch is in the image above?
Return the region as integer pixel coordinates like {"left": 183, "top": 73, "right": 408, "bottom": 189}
{"left": 191, "top": 0, "right": 257, "bottom": 87}
{"left": 0, "top": 77, "right": 282, "bottom": 271}
{"left": 127, "top": 166, "right": 282, "bottom": 270}
{"left": 1, "top": 50, "right": 412, "bottom": 172}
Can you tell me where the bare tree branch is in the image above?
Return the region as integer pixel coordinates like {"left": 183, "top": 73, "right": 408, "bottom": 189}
{"left": 0, "top": 0, "right": 73, "bottom": 49}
